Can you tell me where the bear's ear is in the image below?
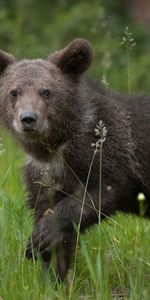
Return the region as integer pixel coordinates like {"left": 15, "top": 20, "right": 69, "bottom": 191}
{"left": 0, "top": 50, "right": 16, "bottom": 75}
{"left": 49, "top": 38, "right": 94, "bottom": 75}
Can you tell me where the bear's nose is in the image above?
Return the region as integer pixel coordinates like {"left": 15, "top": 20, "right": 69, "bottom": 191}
{"left": 20, "top": 111, "right": 38, "bottom": 129}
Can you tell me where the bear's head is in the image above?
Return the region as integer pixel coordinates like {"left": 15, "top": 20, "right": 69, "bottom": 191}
{"left": 0, "top": 39, "right": 94, "bottom": 158}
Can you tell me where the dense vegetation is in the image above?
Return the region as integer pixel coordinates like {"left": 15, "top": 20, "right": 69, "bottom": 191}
{"left": 0, "top": 1, "right": 150, "bottom": 299}
{"left": 1, "top": 0, "right": 150, "bottom": 92}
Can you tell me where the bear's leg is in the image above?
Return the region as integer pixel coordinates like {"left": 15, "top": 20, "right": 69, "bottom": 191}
{"left": 56, "top": 231, "right": 75, "bottom": 281}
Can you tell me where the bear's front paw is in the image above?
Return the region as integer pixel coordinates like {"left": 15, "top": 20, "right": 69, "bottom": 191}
{"left": 25, "top": 211, "right": 63, "bottom": 259}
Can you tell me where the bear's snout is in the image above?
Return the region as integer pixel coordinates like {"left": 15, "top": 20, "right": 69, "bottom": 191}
{"left": 20, "top": 111, "right": 38, "bottom": 131}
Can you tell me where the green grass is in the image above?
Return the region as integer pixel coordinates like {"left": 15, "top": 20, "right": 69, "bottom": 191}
{"left": 0, "top": 129, "right": 150, "bottom": 300}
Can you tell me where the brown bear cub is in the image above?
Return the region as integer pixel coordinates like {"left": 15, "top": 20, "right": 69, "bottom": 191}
{"left": 0, "top": 39, "right": 150, "bottom": 280}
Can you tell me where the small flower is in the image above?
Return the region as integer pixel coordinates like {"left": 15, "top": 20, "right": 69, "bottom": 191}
{"left": 91, "top": 120, "right": 107, "bottom": 152}
{"left": 120, "top": 26, "right": 136, "bottom": 50}
{"left": 137, "top": 192, "right": 146, "bottom": 202}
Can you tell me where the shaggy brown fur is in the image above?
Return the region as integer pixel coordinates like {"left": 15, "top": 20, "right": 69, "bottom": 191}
{"left": 0, "top": 39, "right": 149, "bottom": 280}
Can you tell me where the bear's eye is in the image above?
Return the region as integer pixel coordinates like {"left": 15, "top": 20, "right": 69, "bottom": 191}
{"left": 10, "top": 90, "right": 18, "bottom": 99}
{"left": 41, "top": 89, "right": 51, "bottom": 98}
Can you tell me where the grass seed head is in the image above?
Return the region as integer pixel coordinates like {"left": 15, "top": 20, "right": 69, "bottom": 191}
{"left": 120, "top": 26, "right": 136, "bottom": 50}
